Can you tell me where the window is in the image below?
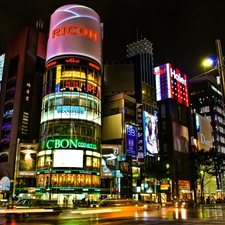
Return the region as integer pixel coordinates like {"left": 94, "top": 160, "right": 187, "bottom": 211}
{"left": 86, "top": 156, "right": 92, "bottom": 166}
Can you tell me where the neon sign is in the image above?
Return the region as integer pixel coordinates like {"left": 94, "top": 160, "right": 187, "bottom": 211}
{"left": 46, "top": 61, "right": 57, "bottom": 69}
{"left": 154, "top": 63, "right": 189, "bottom": 107}
{"left": 170, "top": 68, "right": 186, "bottom": 86}
{"left": 66, "top": 58, "right": 80, "bottom": 63}
{"left": 89, "top": 62, "right": 100, "bottom": 71}
{"left": 45, "top": 138, "right": 97, "bottom": 150}
{"left": 45, "top": 57, "right": 101, "bottom": 70}
{"left": 52, "top": 25, "right": 98, "bottom": 41}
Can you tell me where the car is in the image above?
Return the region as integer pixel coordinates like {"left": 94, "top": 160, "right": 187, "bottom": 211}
{"left": 95, "top": 198, "right": 138, "bottom": 208}
{"left": 5, "top": 198, "right": 62, "bottom": 218}
{"left": 138, "top": 200, "right": 161, "bottom": 210}
{"left": 174, "top": 199, "right": 196, "bottom": 208}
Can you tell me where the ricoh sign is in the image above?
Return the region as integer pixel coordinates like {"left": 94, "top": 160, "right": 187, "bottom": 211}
{"left": 154, "top": 63, "right": 189, "bottom": 107}
{"left": 46, "top": 4, "right": 102, "bottom": 66}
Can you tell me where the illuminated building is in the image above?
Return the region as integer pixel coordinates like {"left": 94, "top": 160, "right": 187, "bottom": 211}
{"left": 102, "top": 38, "right": 157, "bottom": 200}
{"left": 0, "top": 26, "right": 47, "bottom": 199}
{"left": 36, "top": 5, "right": 103, "bottom": 204}
{"left": 154, "top": 63, "right": 193, "bottom": 202}
{"left": 189, "top": 75, "right": 225, "bottom": 199}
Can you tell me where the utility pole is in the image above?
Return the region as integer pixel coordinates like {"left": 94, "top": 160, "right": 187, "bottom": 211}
{"left": 215, "top": 39, "right": 225, "bottom": 199}
{"left": 215, "top": 39, "right": 225, "bottom": 104}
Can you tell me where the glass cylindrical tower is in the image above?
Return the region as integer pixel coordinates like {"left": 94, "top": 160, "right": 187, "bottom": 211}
{"left": 37, "top": 4, "right": 102, "bottom": 204}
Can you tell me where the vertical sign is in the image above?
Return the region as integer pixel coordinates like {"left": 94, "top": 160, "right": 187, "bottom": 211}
{"left": 126, "top": 125, "right": 136, "bottom": 159}
{"left": 137, "top": 106, "right": 144, "bottom": 163}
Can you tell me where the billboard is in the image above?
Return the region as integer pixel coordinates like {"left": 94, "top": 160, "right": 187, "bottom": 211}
{"left": 143, "top": 111, "right": 158, "bottom": 155}
{"left": 101, "top": 145, "right": 122, "bottom": 176}
{"left": 18, "top": 143, "right": 38, "bottom": 177}
{"left": 154, "top": 63, "right": 189, "bottom": 107}
{"left": 172, "top": 122, "right": 189, "bottom": 153}
{"left": 126, "top": 124, "right": 137, "bottom": 159}
{"left": 46, "top": 4, "right": 102, "bottom": 65}
{"left": 53, "top": 149, "right": 83, "bottom": 167}
{"left": 195, "top": 113, "right": 213, "bottom": 150}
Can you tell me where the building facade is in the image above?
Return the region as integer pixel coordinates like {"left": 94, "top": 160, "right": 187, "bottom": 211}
{"left": 102, "top": 38, "right": 158, "bottom": 201}
{"left": 189, "top": 75, "right": 225, "bottom": 199}
{"left": 154, "top": 63, "right": 193, "bottom": 202}
{"left": 36, "top": 5, "right": 103, "bottom": 205}
{"left": 0, "top": 26, "right": 47, "bottom": 200}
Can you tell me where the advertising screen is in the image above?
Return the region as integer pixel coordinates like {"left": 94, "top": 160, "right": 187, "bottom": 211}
{"left": 154, "top": 63, "right": 189, "bottom": 107}
{"left": 195, "top": 113, "right": 212, "bottom": 150}
{"left": 46, "top": 4, "right": 102, "bottom": 65}
{"left": 143, "top": 111, "right": 158, "bottom": 155}
{"left": 53, "top": 149, "right": 83, "bottom": 167}
{"left": 18, "top": 143, "right": 38, "bottom": 177}
{"left": 126, "top": 124, "right": 137, "bottom": 159}
{"left": 172, "top": 122, "right": 189, "bottom": 153}
{"left": 41, "top": 92, "right": 101, "bottom": 125}
{"left": 101, "top": 146, "right": 122, "bottom": 176}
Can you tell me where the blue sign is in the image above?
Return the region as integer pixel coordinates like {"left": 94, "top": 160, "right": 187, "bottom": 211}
{"left": 126, "top": 125, "right": 136, "bottom": 159}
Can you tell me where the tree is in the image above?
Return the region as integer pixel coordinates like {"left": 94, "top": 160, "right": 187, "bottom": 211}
{"left": 191, "top": 148, "right": 216, "bottom": 203}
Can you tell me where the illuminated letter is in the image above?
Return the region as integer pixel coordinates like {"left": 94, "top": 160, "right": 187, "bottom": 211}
{"left": 89, "top": 30, "right": 98, "bottom": 41}
{"left": 76, "top": 27, "right": 88, "bottom": 36}
{"left": 61, "top": 139, "right": 69, "bottom": 148}
{"left": 55, "top": 139, "right": 61, "bottom": 149}
{"left": 69, "top": 139, "right": 78, "bottom": 148}
{"left": 61, "top": 26, "right": 65, "bottom": 35}
{"left": 46, "top": 140, "right": 53, "bottom": 149}
{"left": 52, "top": 28, "right": 60, "bottom": 38}
{"left": 66, "top": 26, "right": 77, "bottom": 35}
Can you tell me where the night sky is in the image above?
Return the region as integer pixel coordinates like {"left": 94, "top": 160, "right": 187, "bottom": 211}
{"left": 1, "top": 0, "right": 225, "bottom": 79}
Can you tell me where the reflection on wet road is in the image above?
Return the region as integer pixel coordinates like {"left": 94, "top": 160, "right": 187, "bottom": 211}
{"left": 1, "top": 205, "right": 225, "bottom": 225}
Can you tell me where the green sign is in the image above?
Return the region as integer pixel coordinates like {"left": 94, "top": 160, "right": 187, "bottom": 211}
{"left": 45, "top": 139, "right": 97, "bottom": 150}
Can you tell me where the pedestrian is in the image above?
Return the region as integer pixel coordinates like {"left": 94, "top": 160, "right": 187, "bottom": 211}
{"left": 63, "top": 196, "right": 68, "bottom": 207}
{"left": 72, "top": 197, "right": 76, "bottom": 208}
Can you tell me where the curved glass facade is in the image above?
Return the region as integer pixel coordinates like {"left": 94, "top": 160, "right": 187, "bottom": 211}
{"left": 37, "top": 57, "right": 102, "bottom": 200}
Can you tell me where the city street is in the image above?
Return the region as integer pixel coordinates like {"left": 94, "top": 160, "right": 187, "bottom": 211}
{"left": 1, "top": 204, "right": 225, "bottom": 225}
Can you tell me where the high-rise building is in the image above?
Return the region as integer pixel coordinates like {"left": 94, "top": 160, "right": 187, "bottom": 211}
{"left": 102, "top": 38, "right": 157, "bottom": 200}
{"left": 36, "top": 5, "right": 103, "bottom": 204}
{"left": 189, "top": 74, "right": 225, "bottom": 197}
{"left": 0, "top": 26, "right": 47, "bottom": 199}
{"left": 154, "top": 63, "right": 193, "bottom": 202}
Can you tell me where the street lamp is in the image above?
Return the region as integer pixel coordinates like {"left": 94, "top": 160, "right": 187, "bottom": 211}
{"left": 202, "top": 58, "right": 214, "bottom": 68}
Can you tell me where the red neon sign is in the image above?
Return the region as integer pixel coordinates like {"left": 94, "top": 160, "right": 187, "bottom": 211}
{"left": 89, "top": 62, "right": 100, "bottom": 71}
{"left": 66, "top": 58, "right": 80, "bottom": 63}
{"left": 46, "top": 61, "right": 57, "bottom": 69}
{"left": 52, "top": 25, "right": 98, "bottom": 41}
